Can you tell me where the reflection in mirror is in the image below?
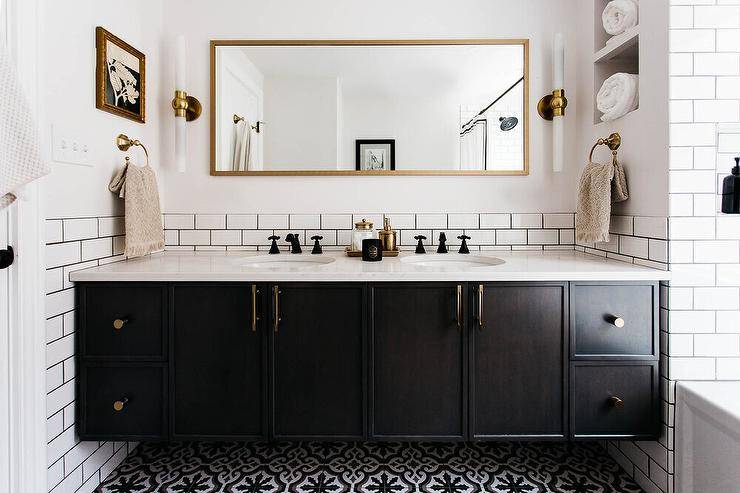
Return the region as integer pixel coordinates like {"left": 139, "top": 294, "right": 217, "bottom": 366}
{"left": 211, "top": 41, "right": 527, "bottom": 175}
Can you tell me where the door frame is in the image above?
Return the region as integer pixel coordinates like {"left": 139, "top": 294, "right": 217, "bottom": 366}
{"left": 0, "top": 0, "right": 47, "bottom": 491}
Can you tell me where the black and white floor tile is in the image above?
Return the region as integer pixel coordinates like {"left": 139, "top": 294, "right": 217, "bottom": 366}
{"left": 95, "top": 441, "right": 643, "bottom": 493}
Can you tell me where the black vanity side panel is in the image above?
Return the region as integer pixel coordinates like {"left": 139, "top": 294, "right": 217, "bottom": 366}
{"left": 170, "top": 283, "right": 267, "bottom": 440}
{"left": 469, "top": 282, "right": 568, "bottom": 440}
{"left": 370, "top": 283, "right": 468, "bottom": 441}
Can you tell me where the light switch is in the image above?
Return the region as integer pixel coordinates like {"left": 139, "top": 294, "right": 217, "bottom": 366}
{"left": 51, "top": 125, "right": 92, "bottom": 167}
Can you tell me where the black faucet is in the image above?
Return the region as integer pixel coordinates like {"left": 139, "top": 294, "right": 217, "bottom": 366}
{"left": 414, "top": 235, "right": 427, "bottom": 254}
{"left": 285, "top": 233, "right": 302, "bottom": 254}
{"left": 458, "top": 235, "right": 471, "bottom": 254}
{"left": 437, "top": 232, "right": 448, "bottom": 253}
{"left": 311, "top": 235, "right": 323, "bottom": 254}
{"left": 268, "top": 235, "right": 280, "bottom": 254}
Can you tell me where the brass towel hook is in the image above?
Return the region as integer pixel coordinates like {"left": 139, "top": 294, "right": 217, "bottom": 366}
{"left": 116, "top": 134, "right": 149, "bottom": 167}
{"left": 233, "top": 114, "right": 263, "bottom": 133}
{"left": 588, "top": 132, "right": 621, "bottom": 164}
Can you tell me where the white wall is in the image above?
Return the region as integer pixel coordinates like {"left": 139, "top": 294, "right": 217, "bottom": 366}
{"left": 160, "top": 0, "right": 582, "bottom": 214}
{"left": 40, "top": 0, "right": 165, "bottom": 219}
{"left": 263, "top": 75, "right": 339, "bottom": 169}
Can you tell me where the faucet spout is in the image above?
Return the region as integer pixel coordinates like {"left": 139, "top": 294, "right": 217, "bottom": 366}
{"left": 285, "top": 233, "right": 303, "bottom": 254}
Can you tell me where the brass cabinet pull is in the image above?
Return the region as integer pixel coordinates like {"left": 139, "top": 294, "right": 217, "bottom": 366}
{"left": 477, "top": 284, "right": 484, "bottom": 330}
{"left": 113, "top": 318, "right": 128, "bottom": 330}
{"left": 113, "top": 397, "right": 129, "bottom": 412}
{"left": 273, "top": 285, "right": 281, "bottom": 332}
{"left": 456, "top": 285, "right": 462, "bottom": 330}
{"left": 610, "top": 396, "right": 624, "bottom": 408}
{"left": 607, "top": 315, "right": 625, "bottom": 328}
{"left": 251, "top": 284, "right": 260, "bottom": 332}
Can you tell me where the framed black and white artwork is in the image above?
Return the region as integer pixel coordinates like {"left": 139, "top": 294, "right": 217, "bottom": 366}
{"left": 355, "top": 139, "right": 395, "bottom": 171}
{"left": 96, "top": 27, "right": 146, "bottom": 123}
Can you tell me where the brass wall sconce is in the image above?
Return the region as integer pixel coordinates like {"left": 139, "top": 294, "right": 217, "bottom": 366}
{"left": 537, "top": 89, "right": 568, "bottom": 121}
{"left": 541, "top": 33, "right": 567, "bottom": 172}
{"left": 172, "top": 35, "right": 201, "bottom": 172}
{"left": 172, "top": 90, "right": 202, "bottom": 122}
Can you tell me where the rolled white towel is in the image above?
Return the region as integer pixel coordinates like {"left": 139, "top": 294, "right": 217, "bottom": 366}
{"left": 597, "top": 73, "right": 639, "bottom": 122}
{"left": 602, "top": 0, "right": 639, "bottom": 36}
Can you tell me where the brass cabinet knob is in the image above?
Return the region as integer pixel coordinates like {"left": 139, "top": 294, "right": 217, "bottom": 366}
{"left": 113, "top": 397, "right": 129, "bottom": 412}
{"left": 610, "top": 396, "right": 624, "bottom": 408}
{"left": 113, "top": 318, "right": 128, "bottom": 330}
{"left": 607, "top": 315, "right": 625, "bottom": 328}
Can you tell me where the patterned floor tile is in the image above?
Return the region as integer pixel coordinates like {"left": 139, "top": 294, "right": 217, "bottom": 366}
{"left": 95, "top": 442, "right": 643, "bottom": 493}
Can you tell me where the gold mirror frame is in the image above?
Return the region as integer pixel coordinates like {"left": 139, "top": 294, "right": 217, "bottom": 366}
{"left": 210, "top": 39, "right": 529, "bottom": 176}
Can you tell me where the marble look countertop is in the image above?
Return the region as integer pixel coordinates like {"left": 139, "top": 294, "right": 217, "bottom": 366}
{"left": 69, "top": 250, "right": 669, "bottom": 282}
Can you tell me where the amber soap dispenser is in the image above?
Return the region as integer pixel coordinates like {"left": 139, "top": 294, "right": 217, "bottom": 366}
{"left": 722, "top": 157, "right": 740, "bottom": 214}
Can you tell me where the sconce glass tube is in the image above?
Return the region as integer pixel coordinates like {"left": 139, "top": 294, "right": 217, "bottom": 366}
{"left": 175, "top": 35, "right": 187, "bottom": 173}
{"left": 552, "top": 33, "right": 564, "bottom": 173}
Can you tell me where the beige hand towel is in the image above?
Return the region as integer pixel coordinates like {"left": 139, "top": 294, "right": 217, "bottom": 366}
{"left": 108, "top": 160, "right": 165, "bottom": 257}
{"left": 576, "top": 157, "right": 629, "bottom": 244}
{"left": 0, "top": 43, "right": 49, "bottom": 209}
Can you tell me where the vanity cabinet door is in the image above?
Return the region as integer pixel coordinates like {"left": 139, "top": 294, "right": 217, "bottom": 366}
{"left": 470, "top": 283, "right": 567, "bottom": 440}
{"left": 370, "top": 283, "right": 467, "bottom": 440}
{"left": 271, "top": 283, "right": 366, "bottom": 439}
{"left": 171, "top": 284, "right": 266, "bottom": 440}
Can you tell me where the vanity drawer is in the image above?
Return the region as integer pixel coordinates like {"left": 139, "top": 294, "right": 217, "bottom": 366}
{"left": 80, "top": 364, "right": 166, "bottom": 440}
{"left": 79, "top": 284, "right": 167, "bottom": 360}
{"left": 571, "top": 362, "right": 658, "bottom": 439}
{"left": 570, "top": 283, "right": 657, "bottom": 358}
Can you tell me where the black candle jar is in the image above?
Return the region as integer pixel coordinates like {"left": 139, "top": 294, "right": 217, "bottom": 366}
{"left": 362, "top": 239, "right": 383, "bottom": 261}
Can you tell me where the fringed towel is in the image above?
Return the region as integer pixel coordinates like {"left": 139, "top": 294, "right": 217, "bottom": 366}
{"left": 0, "top": 43, "right": 49, "bottom": 209}
{"left": 576, "top": 157, "right": 629, "bottom": 244}
{"left": 108, "top": 159, "right": 165, "bottom": 258}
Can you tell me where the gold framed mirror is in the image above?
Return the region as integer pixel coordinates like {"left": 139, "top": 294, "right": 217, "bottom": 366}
{"left": 210, "top": 39, "right": 529, "bottom": 176}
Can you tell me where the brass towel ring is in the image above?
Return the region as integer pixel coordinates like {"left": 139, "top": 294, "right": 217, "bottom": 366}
{"left": 588, "top": 132, "right": 621, "bottom": 164}
{"left": 116, "top": 134, "right": 149, "bottom": 167}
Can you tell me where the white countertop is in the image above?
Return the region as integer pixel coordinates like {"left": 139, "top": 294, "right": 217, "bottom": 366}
{"left": 69, "top": 250, "right": 669, "bottom": 282}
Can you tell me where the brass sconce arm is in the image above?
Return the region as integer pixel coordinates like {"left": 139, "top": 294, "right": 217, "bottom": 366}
{"left": 538, "top": 89, "right": 568, "bottom": 120}
{"left": 172, "top": 89, "right": 202, "bottom": 121}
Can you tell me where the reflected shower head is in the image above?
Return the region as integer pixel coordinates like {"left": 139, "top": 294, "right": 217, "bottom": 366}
{"left": 499, "top": 116, "right": 518, "bottom": 131}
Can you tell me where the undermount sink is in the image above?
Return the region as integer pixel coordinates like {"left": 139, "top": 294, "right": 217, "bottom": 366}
{"left": 240, "top": 255, "right": 336, "bottom": 270}
{"left": 400, "top": 255, "right": 505, "bottom": 269}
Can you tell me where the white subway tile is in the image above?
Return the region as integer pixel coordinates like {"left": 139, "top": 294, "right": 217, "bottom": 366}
{"left": 634, "top": 217, "right": 668, "bottom": 239}
{"left": 669, "top": 310, "right": 716, "bottom": 333}
{"left": 47, "top": 364, "right": 63, "bottom": 395}
{"left": 63, "top": 403, "right": 75, "bottom": 429}
{"left": 670, "top": 358, "right": 716, "bottom": 380}
{"left": 610, "top": 216, "right": 634, "bottom": 235}
{"left": 719, "top": 133, "right": 740, "bottom": 154}
{"left": 669, "top": 334, "right": 694, "bottom": 357}
{"left": 694, "top": 146, "right": 718, "bottom": 169}
{"left": 46, "top": 220, "right": 63, "bottom": 243}
{"left": 289, "top": 214, "right": 320, "bottom": 229}
{"left": 669, "top": 217, "right": 716, "bottom": 239}
{"left": 619, "top": 236, "right": 648, "bottom": 258}
{"left": 383, "top": 214, "right": 415, "bottom": 229}
{"left": 717, "top": 29, "right": 740, "bottom": 52}
{"left": 695, "top": 99, "right": 740, "bottom": 122}
{"left": 226, "top": 214, "right": 257, "bottom": 229}
{"left": 179, "top": 230, "right": 210, "bottom": 246}
{"left": 693, "top": 194, "right": 718, "bottom": 216}
{"left": 718, "top": 310, "right": 740, "bottom": 333}
{"left": 620, "top": 442, "right": 649, "bottom": 473}
{"left": 717, "top": 358, "right": 740, "bottom": 379}
{"left": 242, "top": 230, "right": 272, "bottom": 246}
{"left": 695, "top": 287, "right": 740, "bottom": 309}
{"left": 560, "top": 229, "right": 575, "bottom": 245}
{"left": 195, "top": 214, "right": 225, "bottom": 230}
{"left": 480, "top": 213, "right": 511, "bottom": 228}
{"left": 465, "top": 230, "right": 494, "bottom": 245}
{"left": 46, "top": 316, "right": 63, "bottom": 343}
{"left": 400, "top": 230, "right": 432, "bottom": 246}
{"left": 81, "top": 238, "right": 112, "bottom": 261}
{"left": 48, "top": 461, "right": 81, "bottom": 491}
{"left": 596, "top": 235, "right": 619, "bottom": 253}
{"left": 670, "top": 170, "right": 717, "bottom": 193}
{"left": 62, "top": 218, "right": 97, "bottom": 241}
{"left": 718, "top": 76, "right": 740, "bottom": 98}
{"left": 669, "top": 53, "right": 694, "bottom": 76}
{"left": 46, "top": 268, "right": 63, "bottom": 294}
{"left": 448, "top": 213, "right": 478, "bottom": 229}
{"left": 671, "top": 77, "right": 716, "bottom": 102}
{"left": 112, "top": 237, "right": 125, "bottom": 256}
{"left": 671, "top": 147, "right": 694, "bottom": 169}
{"left": 670, "top": 100, "right": 694, "bottom": 123}
{"left": 305, "top": 230, "right": 337, "bottom": 246}
{"left": 496, "top": 230, "right": 527, "bottom": 245}
{"left": 415, "top": 214, "right": 447, "bottom": 229}
{"left": 717, "top": 264, "right": 740, "bottom": 286}
{"left": 694, "top": 53, "right": 740, "bottom": 75}
{"left": 337, "top": 230, "right": 352, "bottom": 246}
{"left": 48, "top": 459, "right": 64, "bottom": 490}
{"left": 46, "top": 288, "right": 75, "bottom": 318}
{"left": 258, "top": 214, "right": 289, "bottom": 229}
{"left": 321, "top": 214, "right": 353, "bottom": 229}
{"left": 47, "top": 334, "right": 74, "bottom": 368}
{"left": 64, "top": 441, "right": 100, "bottom": 476}
{"left": 543, "top": 213, "right": 574, "bottom": 228}
{"left": 671, "top": 6, "right": 694, "bottom": 28}
{"left": 670, "top": 123, "right": 717, "bottom": 147}
{"left": 717, "top": 216, "right": 740, "bottom": 239}
{"left": 47, "top": 425, "right": 77, "bottom": 467}
{"left": 694, "top": 240, "right": 740, "bottom": 262}
{"left": 670, "top": 264, "right": 716, "bottom": 286}
{"left": 694, "top": 5, "right": 740, "bottom": 28}
{"left": 351, "top": 214, "right": 383, "bottom": 230}
{"left": 164, "top": 230, "right": 178, "bottom": 246}
{"left": 670, "top": 194, "right": 694, "bottom": 216}
{"left": 82, "top": 442, "right": 114, "bottom": 482}
{"left": 695, "top": 334, "right": 740, "bottom": 357}
{"left": 528, "top": 230, "right": 559, "bottom": 245}
{"left": 670, "top": 30, "right": 716, "bottom": 53}
{"left": 46, "top": 380, "right": 74, "bottom": 419}
{"left": 649, "top": 240, "right": 669, "bottom": 263}
{"left": 97, "top": 217, "right": 124, "bottom": 237}
{"left": 210, "top": 230, "right": 241, "bottom": 246}
{"left": 163, "top": 214, "right": 194, "bottom": 229}
{"left": 47, "top": 242, "right": 81, "bottom": 269}
{"left": 511, "top": 213, "right": 542, "bottom": 228}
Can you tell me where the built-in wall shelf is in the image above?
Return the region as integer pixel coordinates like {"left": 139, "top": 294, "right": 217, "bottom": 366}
{"left": 593, "top": 26, "right": 639, "bottom": 64}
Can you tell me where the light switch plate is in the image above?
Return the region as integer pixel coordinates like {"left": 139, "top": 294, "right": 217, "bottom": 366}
{"left": 51, "top": 125, "right": 92, "bottom": 166}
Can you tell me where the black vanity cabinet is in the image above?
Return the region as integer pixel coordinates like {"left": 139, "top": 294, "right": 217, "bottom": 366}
{"left": 470, "top": 283, "right": 567, "bottom": 439}
{"left": 271, "top": 283, "right": 366, "bottom": 440}
{"left": 370, "top": 283, "right": 467, "bottom": 440}
{"left": 171, "top": 284, "right": 267, "bottom": 440}
{"left": 77, "top": 280, "right": 660, "bottom": 442}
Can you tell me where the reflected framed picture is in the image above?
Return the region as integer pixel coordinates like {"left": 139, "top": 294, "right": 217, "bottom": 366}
{"left": 356, "top": 139, "right": 395, "bottom": 171}
{"left": 95, "top": 27, "right": 145, "bottom": 123}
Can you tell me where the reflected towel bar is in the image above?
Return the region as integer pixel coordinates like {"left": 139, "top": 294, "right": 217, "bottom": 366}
{"left": 233, "top": 114, "right": 263, "bottom": 133}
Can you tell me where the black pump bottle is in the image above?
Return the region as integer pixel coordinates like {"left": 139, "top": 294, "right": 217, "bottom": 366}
{"left": 721, "top": 157, "right": 740, "bottom": 214}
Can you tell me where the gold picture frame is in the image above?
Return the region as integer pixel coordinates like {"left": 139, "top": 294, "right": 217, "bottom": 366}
{"left": 210, "top": 39, "right": 529, "bottom": 176}
{"left": 96, "top": 27, "right": 146, "bottom": 123}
